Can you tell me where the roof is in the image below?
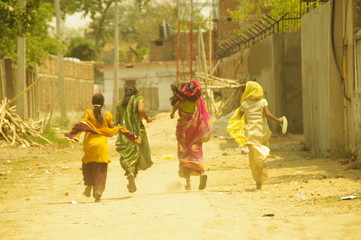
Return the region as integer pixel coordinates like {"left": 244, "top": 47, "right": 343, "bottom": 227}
{"left": 98, "top": 61, "right": 177, "bottom": 68}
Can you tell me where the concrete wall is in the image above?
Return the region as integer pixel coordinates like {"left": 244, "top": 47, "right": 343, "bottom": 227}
{"left": 350, "top": 1, "right": 361, "bottom": 158}
{"left": 218, "top": 33, "right": 303, "bottom": 134}
{"left": 280, "top": 33, "right": 303, "bottom": 134}
{"left": 248, "top": 35, "right": 276, "bottom": 123}
{"left": 302, "top": 4, "right": 332, "bottom": 156}
{"left": 248, "top": 34, "right": 302, "bottom": 134}
{"left": 301, "top": 2, "right": 352, "bottom": 157}
{"left": 157, "top": 73, "right": 176, "bottom": 111}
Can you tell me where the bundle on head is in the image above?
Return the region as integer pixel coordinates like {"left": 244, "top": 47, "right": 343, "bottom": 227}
{"left": 169, "top": 80, "right": 201, "bottom": 106}
{"left": 122, "top": 86, "right": 139, "bottom": 107}
{"left": 92, "top": 93, "right": 104, "bottom": 124}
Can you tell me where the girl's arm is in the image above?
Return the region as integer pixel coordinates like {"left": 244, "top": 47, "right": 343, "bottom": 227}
{"left": 138, "top": 100, "right": 154, "bottom": 123}
{"left": 170, "top": 101, "right": 180, "bottom": 119}
{"left": 263, "top": 106, "right": 283, "bottom": 123}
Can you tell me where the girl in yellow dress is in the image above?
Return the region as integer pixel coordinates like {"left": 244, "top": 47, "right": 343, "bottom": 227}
{"left": 227, "top": 81, "right": 284, "bottom": 190}
{"left": 66, "top": 93, "right": 138, "bottom": 202}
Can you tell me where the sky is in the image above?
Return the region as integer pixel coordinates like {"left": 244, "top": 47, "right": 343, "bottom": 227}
{"left": 51, "top": 0, "right": 215, "bottom": 31}
{"left": 64, "top": 12, "right": 91, "bottom": 29}
{"left": 49, "top": 12, "right": 91, "bottom": 32}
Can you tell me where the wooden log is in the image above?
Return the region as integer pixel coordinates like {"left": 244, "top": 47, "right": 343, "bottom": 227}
{"left": 0, "top": 97, "right": 52, "bottom": 146}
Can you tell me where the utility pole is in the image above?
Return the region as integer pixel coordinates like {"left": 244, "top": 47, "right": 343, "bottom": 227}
{"left": 113, "top": 0, "right": 119, "bottom": 115}
{"left": 16, "top": 0, "right": 26, "bottom": 118}
{"left": 55, "top": 0, "right": 67, "bottom": 120}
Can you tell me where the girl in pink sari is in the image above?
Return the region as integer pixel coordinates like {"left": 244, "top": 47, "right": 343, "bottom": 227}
{"left": 170, "top": 80, "right": 212, "bottom": 190}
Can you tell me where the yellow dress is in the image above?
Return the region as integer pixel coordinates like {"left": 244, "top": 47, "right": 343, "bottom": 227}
{"left": 241, "top": 98, "right": 272, "bottom": 146}
{"left": 82, "top": 109, "right": 114, "bottom": 164}
{"left": 227, "top": 81, "right": 271, "bottom": 184}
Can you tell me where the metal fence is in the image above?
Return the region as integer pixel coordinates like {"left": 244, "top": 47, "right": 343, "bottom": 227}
{"left": 217, "top": 0, "right": 329, "bottom": 58}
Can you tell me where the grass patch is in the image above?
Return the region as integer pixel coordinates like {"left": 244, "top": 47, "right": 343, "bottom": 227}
{"left": 310, "top": 191, "right": 361, "bottom": 204}
{"left": 52, "top": 116, "right": 71, "bottom": 128}
{"left": 346, "top": 163, "right": 361, "bottom": 170}
{"left": 27, "top": 127, "right": 70, "bottom": 147}
{"left": 42, "top": 127, "right": 70, "bottom": 147}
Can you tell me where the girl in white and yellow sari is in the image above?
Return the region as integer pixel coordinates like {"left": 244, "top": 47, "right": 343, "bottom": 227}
{"left": 227, "top": 81, "right": 284, "bottom": 190}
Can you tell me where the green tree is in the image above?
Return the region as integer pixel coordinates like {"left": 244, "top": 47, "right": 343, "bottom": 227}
{"left": 66, "top": 37, "right": 96, "bottom": 61}
{"left": 116, "top": 1, "right": 178, "bottom": 46}
{"left": 63, "top": 0, "right": 152, "bottom": 59}
{"left": 230, "top": 0, "right": 299, "bottom": 30}
{"left": 0, "top": 0, "right": 60, "bottom": 66}
{"left": 70, "top": 1, "right": 178, "bottom": 62}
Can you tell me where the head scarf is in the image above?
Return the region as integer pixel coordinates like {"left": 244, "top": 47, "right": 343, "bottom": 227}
{"left": 241, "top": 81, "right": 264, "bottom": 102}
{"left": 170, "top": 80, "right": 201, "bottom": 105}
{"left": 181, "top": 80, "right": 201, "bottom": 99}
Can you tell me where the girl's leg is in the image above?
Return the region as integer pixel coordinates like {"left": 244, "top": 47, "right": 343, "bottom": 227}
{"left": 92, "top": 162, "right": 108, "bottom": 202}
{"left": 82, "top": 162, "right": 94, "bottom": 197}
{"left": 199, "top": 173, "right": 207, "bottom": 190}
{"left": 185, "top": 175, "right": 191, "bottom": 190}
{"left": 179, "top": 163, "right": 192, "bottom": 190}
{"left": 248, "top": 145, "right": 268, "bottom": 190}
{"left": 127, "top": 172, "right": 137, "bottom": 193}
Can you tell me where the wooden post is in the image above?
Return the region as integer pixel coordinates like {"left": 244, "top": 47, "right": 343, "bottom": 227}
{"left": 4, "top": 58, "right": 15, "bottom": 101}
{"left": 55, "top": 0, "right": 67, "bottom": 119}
{"left": 17, "top": 0, "right": 26, "bottom": 118}
{"left": 199, "top": 27, "right": 211, "bottom": 115}
{"left": 209, "top": 12, "right": 213, "bottom": 74}
{"left": 113, "top": 0, "right": 119, "bottom": 115}
{"left": 0, "top": 60, "right": 5, "bottom": 99}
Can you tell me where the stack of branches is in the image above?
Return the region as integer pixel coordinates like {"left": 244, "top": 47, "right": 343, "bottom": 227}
{"left": 195, "top": 72, "right": 245, "bottom": 89}
{"left": 0, "top": 98, "right": 52, "bottom": 147}
{"left": 196, "top": 72, "right": 248, "bottom": 118}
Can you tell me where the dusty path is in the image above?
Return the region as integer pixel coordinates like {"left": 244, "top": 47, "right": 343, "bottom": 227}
{"left": 1, "top": 113, "right": 361, "bottom": 240}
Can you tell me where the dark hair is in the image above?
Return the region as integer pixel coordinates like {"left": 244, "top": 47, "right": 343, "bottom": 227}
{"left": 92, "top": 93, "right": 104, "bottom": 124}
{"left": 122, "top": 86, "right": 139, "bottom": 107}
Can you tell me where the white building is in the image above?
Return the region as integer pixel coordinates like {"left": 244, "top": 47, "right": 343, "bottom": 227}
{"left": 99, "top": 61, "right": 177, "bottom": 111}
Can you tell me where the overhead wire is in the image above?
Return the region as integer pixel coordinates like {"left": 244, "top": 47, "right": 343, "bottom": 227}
{"left": 330, "top": 0, "right": 351, "bottom": 102}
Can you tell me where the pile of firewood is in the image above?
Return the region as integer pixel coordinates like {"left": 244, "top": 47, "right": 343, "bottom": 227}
{"left": 0, "top": 98, "right": 51, "bottom": 146}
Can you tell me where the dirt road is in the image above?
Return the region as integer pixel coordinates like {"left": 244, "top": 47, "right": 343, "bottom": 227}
{"left": 1, "top": 113, "right": 361, "bottom": 240}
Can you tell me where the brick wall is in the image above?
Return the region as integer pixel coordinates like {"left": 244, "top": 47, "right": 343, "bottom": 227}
{"left": 37, "top": 55, "right": 94, "bottom": 115}
{"left": 218, "top": 0, "right": 240, "bottom": 41}
{"left": 149, "top": 31, "right": 216, "bottom": 62}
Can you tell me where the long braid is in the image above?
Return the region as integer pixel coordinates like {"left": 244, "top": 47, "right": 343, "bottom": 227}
{"left": 92, "top": 93, "right": 105, "bottom": 124}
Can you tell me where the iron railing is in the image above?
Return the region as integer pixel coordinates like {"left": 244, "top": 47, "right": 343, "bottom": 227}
{"left": 217, "top": 0, "right": 329, "bottom": 58}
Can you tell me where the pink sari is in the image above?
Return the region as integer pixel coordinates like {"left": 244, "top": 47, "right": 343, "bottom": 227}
{"left": 176, "top": 97, "right": 212, "bottom": 177}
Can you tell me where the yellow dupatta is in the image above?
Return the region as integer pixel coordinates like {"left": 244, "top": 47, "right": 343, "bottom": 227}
{"left": 66, "top": 109, "right": 140, "bottom": 145}
{"left": 226, "top": 81, "right": 264, "bottom": 146}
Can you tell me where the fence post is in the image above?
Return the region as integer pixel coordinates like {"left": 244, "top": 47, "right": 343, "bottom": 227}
{"left": 4, "top": 58, "right": 15, "bottom": 101}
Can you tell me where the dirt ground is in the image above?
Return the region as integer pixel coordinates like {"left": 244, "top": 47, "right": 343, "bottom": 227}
{"left": 1, "top": 112, "right": 361, "bottom": 240}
